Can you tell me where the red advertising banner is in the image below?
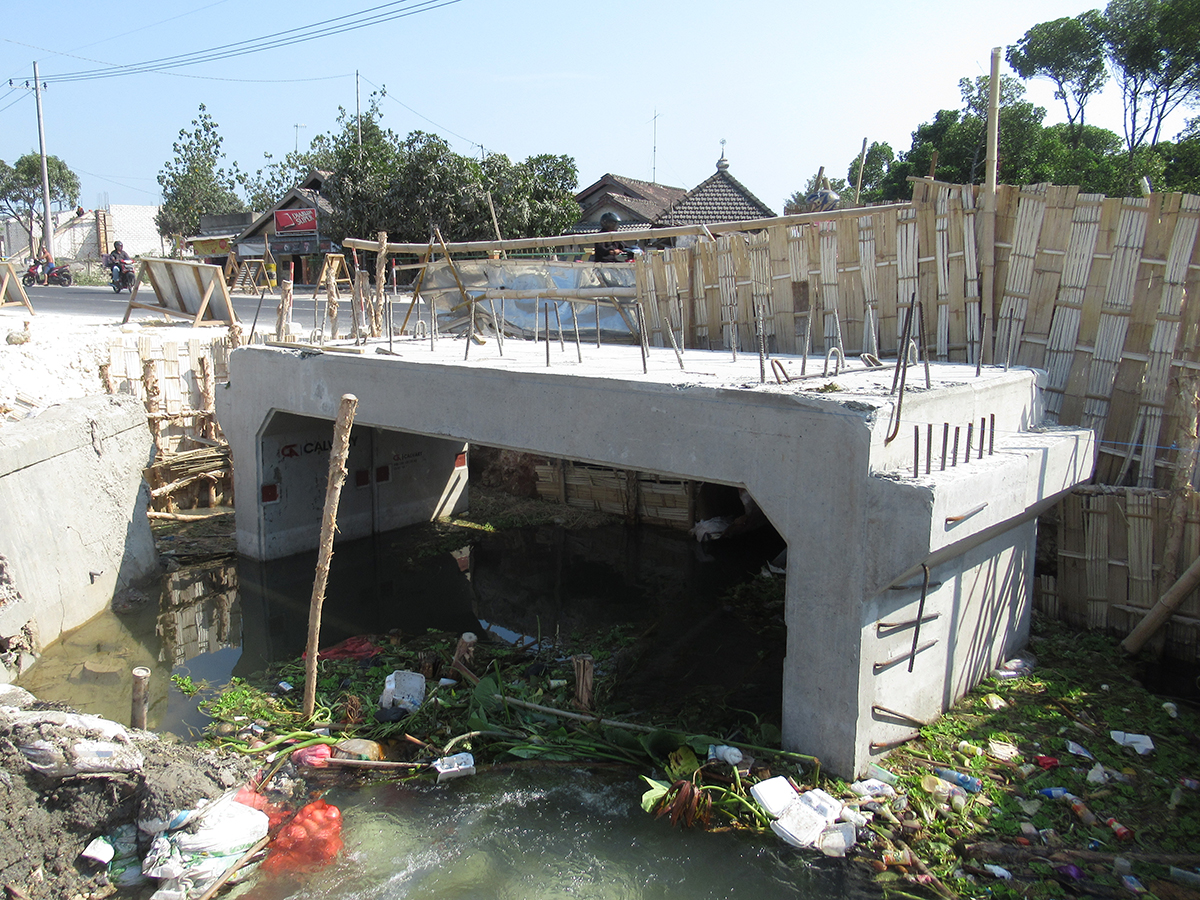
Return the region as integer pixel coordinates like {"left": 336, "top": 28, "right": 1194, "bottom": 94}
{"left": 274, "top": 208, "right": 319, "bottom": 234}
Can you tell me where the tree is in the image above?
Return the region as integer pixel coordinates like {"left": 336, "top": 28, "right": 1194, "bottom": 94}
{"left": 155, "top": 104, "right": 246, "bottom": 240}
{"left": 1104, "top": 0, "right": 1200, "bottom": 153}
{"left": 1007, "top": 12, "right": 1109, "bottom": 145}
{"left": 847, "top": 142, "right": 895, "bottom": 203}
{"left": 0, "top": 153, "right": 80, "bottom": 256}
{"left": 238, "top": 135, "right": 337, "bottom": 213}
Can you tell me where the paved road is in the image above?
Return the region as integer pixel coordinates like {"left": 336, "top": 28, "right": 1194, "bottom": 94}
{"left": 10, "top": 282, "right": 327, "bottom": 329}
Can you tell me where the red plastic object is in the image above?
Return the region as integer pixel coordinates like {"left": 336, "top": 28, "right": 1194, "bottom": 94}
{"left": 263, "top": 800, "right": 344, "bottom": 874}
{"left": 1035, "top": 756, "right": 1059, "bottom": 770}
{"left": 291, "top": 743, "right": 333, "bottom": 767}
{"left": 301, "top": 634, "right": 380, "bottom": 661}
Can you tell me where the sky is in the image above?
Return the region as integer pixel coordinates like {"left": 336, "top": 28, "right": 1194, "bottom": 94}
{"left": 1, "top": 0, "right": 1195, "bottom": 219}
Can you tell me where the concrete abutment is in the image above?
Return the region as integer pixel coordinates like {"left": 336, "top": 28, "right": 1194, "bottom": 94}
{"left": 216, "top": 341, "right": 1093, "bottom": 775}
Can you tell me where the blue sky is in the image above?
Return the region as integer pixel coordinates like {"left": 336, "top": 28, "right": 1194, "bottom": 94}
{"left": 1, "top": 0, "right": 1193, "bottom": 217}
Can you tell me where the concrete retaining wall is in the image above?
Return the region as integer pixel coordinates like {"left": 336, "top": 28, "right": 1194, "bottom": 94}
{"left": 0, "top": 395, "right": 158, "bottom": 677}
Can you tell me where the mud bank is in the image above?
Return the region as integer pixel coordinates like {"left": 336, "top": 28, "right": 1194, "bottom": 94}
{"left": 0, "top": 684, "right": 260, "bottom": 900}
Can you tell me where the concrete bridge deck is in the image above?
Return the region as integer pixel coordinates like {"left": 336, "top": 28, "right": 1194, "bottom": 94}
{"left": 216, "top": 335, "right": 1093, "bottom": 774}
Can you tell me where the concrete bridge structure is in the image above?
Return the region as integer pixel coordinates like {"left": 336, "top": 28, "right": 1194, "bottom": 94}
{"left": 215, "top": 337, "right": 1092, "bottom": 775}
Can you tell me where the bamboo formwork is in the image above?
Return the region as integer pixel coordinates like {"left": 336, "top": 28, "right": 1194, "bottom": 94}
{"left": 1047, "top": 486, "right": 1200, "bottom": 662}
{"left": 106, "top": 333, "right": 234, "bottom": 511}
{"left": 356, "top": 189, "right": 1200, "bottom": 656}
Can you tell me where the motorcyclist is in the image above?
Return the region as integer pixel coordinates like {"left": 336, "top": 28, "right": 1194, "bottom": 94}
{"left": 592, "top": 212, "right": 627, "bottom": 263}
{"left": 105, "top": 241, "right": 131, "bottom": 281}
{"left": 37, "top": 246, "right": 55, "bottom": 283}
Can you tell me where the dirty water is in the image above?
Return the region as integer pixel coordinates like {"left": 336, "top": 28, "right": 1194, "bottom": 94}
{"left": 230, "top": 769, "right": 873, "bottom": 900}
{"left": 21, "top": 521, "right": 786, "bottom": 736}
{"left": 17, "top": 523, "right": 839, "bottom": 899}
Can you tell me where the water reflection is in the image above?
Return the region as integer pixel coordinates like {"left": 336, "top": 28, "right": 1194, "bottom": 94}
{"left": 22, "top": 522, "right": 784, "bottom": 736}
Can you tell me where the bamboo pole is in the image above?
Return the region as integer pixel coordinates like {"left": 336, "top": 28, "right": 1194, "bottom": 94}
{"left": 979, "top": 47, "right": 1001, "bottom": 364}
{"left": 302, "top": 394, "right": 359, "bottom": 719}
{"left": 373, "top": 231, "right": 388, "bottom": 336}
{"left": 342, "top": 203, "right": 915, "bottom": 257}
{"left": 853, "top": 137, "right": 868, "bottom": 205}
{"left": 1121, "top": 552, "right": 1200, "bottom": 655}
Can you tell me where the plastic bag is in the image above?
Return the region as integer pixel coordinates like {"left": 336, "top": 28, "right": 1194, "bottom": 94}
{"left": 142, "top": 790, "right": 269, "bottom": 898}
{"left": 6, "top": 709, "right": 143, "bottom": 777}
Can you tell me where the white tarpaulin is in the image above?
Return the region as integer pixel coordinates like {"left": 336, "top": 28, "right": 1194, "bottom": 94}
{"left": 419, "top": 258, "right": 638, "bottom": 340}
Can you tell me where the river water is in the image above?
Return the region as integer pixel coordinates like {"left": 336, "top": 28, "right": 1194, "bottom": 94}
{"left": 20, "top": 521, "right": 872, "bottom": 899}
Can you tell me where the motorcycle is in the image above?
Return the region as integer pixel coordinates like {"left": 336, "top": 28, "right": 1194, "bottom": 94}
{"left": 109, "top": 257, "right": 136, "bottom": 293}
{"left": 22, "top": 261, "right": 73, "bottom": 287}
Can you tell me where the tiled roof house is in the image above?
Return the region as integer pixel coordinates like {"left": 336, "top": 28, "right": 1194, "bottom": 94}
{"left": 652, "top": 154, "right": 775, "bottom": 226}
{"left": 570, "top": 174, "right": 688, "bottom": 233}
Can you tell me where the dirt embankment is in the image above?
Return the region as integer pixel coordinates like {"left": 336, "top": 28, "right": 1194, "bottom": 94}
{"left": 0, "top": 684, "right": 261, "bottom": 900}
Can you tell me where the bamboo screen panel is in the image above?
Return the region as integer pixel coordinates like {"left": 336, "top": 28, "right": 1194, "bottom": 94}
{"left": 633, "top": 183, "right": 1200, "bottom": 488}
{"left": 1048, "top": 486, "right": 1200, "bottom": 662}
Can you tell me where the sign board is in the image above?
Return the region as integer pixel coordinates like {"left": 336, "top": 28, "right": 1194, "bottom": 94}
{"left": 191, "top": 237, "right": 232, "bottom": 256}
{"left": 274, "top": 208, "right": 319, "bottom": 234}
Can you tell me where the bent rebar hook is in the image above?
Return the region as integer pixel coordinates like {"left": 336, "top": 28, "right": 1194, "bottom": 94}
{"left": 824, "top": 346, "right": 844, "bottom": 377}
{"left": 770, "top": 358, "right": 791, "bottom": 384}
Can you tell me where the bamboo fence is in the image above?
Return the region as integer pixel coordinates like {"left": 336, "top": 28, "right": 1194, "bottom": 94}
{"left": 105, "top": 333, "right": 234, "bottom": 511}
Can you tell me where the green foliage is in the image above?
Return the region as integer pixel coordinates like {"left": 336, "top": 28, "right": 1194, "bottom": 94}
{"left": 848, "top": 141, "right": 895, "bottom": 203}
{"left": 1007, "top": 11, "right": 1109, "bottom": 142}
{"left": 170, "top": 673, "right": 200, "bottom": 697}
{"left": 238, "top": 135, "right": 337, "bottom": 213}
{"left": 1103, "top": 0, "right": 1200, "bottom": 152}
{"left": 155, "top": 104, "right": 246, "bottom": 240}
{"left": 0, "top": 153, "right": 81, "bottom": 254}
{"left": 320, "top": 93, "right": 579, "bottom": 246}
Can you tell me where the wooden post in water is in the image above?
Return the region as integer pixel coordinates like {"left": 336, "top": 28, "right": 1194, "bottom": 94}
{"left": 454, "top": 632, "right": 477, "bottom": 670}
{"left": 302, "top": 394, "right": 359, "bottom": 719}
{"left": 573, "top": 653, "right": 594, "bottom": 711}
{"left": 130, "top": 666, "right": 150, "bottom": 730}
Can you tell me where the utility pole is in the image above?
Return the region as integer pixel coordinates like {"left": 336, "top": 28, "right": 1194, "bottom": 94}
{"left": 651, "top": 109, "right": 660, "bottom": 185}
{"left": 294, "top": 123, "right": 307, "bottom": 155}
{"left": 355, "top": 70, "right": 362, "bottom": 156}
{"left": 31, "top": 63, "right": 54, "bottom": 259}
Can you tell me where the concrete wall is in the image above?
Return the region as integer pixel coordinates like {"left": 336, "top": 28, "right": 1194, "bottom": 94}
{"left": 0, "top": 395, "right": 158, "bottom": 675}
{"left": 254, "top": 411, "right": 467, "bottom": 559}
{"left": 216, "top": 345, "right": 1093, "bottom": 774}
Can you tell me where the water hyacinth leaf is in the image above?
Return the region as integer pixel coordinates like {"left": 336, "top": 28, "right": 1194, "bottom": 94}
{"left": 640, "top": 776, "right": 670, "bottom": 813}
{"left": 666, "top": 746, "right": 700, "bottom": 781}
{"left": 472, "top": 676, "right": 502, "bottom": 711}
{"left": 602, "top": 727, "right": 643, "bottom": 752}
{"left": 640, "top": 729, "right": 688, "bottom": 763}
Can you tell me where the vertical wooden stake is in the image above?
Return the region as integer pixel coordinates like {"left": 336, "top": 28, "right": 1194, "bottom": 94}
{"left": 131, "top": 666, "right": 150, "bottom": 730}
{"left": 302, "top": 394, "right": 359, "bottom": 720}
{"left": 454, "top": 632, "right": 478, "bottom": 669}
{"left": 373, "top": 231, "right": 388, "bottom": 337}
{"left": 573, "top": 653, "right": 594, "bottom": 711}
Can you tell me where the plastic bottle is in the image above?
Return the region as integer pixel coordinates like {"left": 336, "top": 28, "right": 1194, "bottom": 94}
{"left": 957, "top": 741, "right": 984, "bottom": 757}
{"left": 935, "top": 767, "right": 982, "bottom": 793}
{"left": 1168, "top": 867, "right": 1200, "bottom": 887}
{"left": 866, "top": 763, "right": 898, "bottom": 785}
{"left": 1106, "top": 818, "right": 1133, "bottom": 841}
{"left": 1038, "top": 787, "right": 1071, "bottom": 799}
{"left": 1068, "top": 796, "right": 1098, "bottom": 826}
{"left": 920, "top": 774, "right": 966, "bottom": 811}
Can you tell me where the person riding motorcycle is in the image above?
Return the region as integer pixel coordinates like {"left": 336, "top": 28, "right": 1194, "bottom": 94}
{"left": 105, "top": 241, "right": 131, "bottom": 280}
{"left": 592, "top": 213, "right": 628, "bottom": 263}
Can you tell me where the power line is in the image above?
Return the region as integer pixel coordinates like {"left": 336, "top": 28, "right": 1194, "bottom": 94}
{"left": 357, "top": 74, "right": 481, "bottom": 150}
{"left": 39, "top": 0, "right": 462, "bottom": 84}
{"left": 4, "top": 41, "right": 355, "bottom": 85}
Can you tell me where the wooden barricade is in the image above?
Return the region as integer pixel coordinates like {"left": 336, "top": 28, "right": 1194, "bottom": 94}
{"left": 122, "top": 258, "right": 239, "bottom": 327}
{"left": 0, "top": 261, "right": 34, "bottom": 314}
